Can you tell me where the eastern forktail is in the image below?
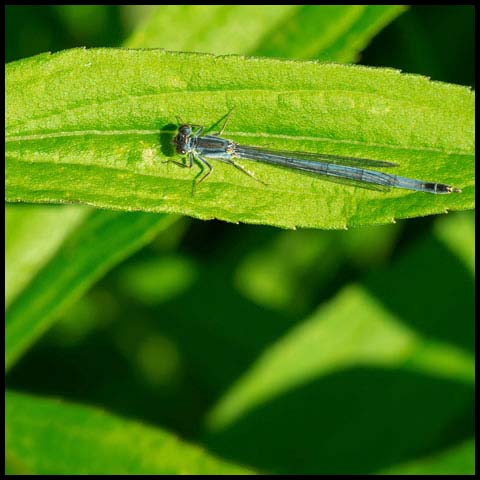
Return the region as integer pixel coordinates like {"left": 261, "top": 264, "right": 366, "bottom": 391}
{"left": 171, "top": 114, "right": 461, "bottom": 194}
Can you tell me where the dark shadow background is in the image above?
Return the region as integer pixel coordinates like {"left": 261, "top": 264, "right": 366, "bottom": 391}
{"left": 204, "top": 368, "right": 474, "bottom": 474}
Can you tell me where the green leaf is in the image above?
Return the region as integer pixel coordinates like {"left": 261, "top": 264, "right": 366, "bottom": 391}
{"left": 379, "top": 438, "right": 474, "bottom": 475}
{"left": 253, "top": 5, "right": 406, "bottom": 62}
{"left": 6, "top": 48, "right": 474, "bottom": 229}
{"left": 203, "top": 283, "right": 473, "bottom": 474}
{"left": 206, "top": 285, "right": 474, "bottom": 433}
{"left": 125, "top": 5, "right": 297, "bottom": 53}
{"left": 5, "top": 390, "right": 252, "bottom": 475}
{"left": 5, "top": 204, "right": 88, "bottom": 308}
{"left": 125, "top": 6, "right": 405, "bottom": 63}
{"left": 5, "top": 210, "right": 176, "bottom": 371}
{"left": 434, "top": 211, "right": 475, "bottom": 274}
{"left": 312, "top": 5, "right": 408, "bottom": 63}
{"left": 202, "top": 224, "right": 473, "bottom": 473}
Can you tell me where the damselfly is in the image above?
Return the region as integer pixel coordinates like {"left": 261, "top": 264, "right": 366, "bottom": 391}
{"left": 170, "top": 114, "right": 461, "bottom": 194}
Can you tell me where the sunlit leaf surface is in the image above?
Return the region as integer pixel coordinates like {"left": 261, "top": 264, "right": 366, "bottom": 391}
{"left": 6, "top": 48, "right": 474, "bottom": 229}
{"left": 5, "top": 390, "right": 252, "bottom": 475}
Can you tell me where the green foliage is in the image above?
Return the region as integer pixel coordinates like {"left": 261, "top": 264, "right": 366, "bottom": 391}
{"left": 207, "top": 283, "right": 473, "bottom": 434}
{"left": 380, "top": 439, "right": 474, "bottom": 475}
{"left": 5, "top": 204, "right": 88, "bottom": 308}
{"left": 201, "top": 221, "right": 473, "bottom": 473}
{"left": 5, "top": 5, "right": 475, "bottom": 476}
{"left": 362, "top": 6, "right": 475, "bottom": 88}
{"left": 126, "top": 5, "right": 405, "bottom": 63}
{"left": 5, "top": 390, "right": 252, "bottom": 474}
{"left": 6, "top": 48, "right": 474, "bottom": 229}
{"left": 253, "top": 5, "right": 406, "bottom": 62}
{"left": 5, "top": 210, "right": 176, "bottom": 370}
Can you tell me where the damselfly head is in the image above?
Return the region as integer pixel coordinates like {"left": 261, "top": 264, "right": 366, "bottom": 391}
{"left": 173, "top": 124, "right": 192, "bottom": 155}
{"left": 178, "top": 124, "right": 192, "bottom": 136}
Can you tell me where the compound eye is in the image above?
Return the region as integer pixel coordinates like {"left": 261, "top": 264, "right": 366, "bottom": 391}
{"left": 179, "top": 125, "right": 191, "bottom": 135}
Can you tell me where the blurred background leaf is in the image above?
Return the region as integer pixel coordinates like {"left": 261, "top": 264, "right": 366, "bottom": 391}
{"left": 362, "top": 6, "right": 475, "bottom": 88}
{"left": 5, "top": 5, "right": 128, "bottom": 63}
{"left": 5, "top": 4, "right": 475, "bottom": 475}
{"left": 6, "top": 210, "right": 176, "bottom": 370}
{"left": 379, "top": 438, "right": 475, "bottom": 475}
{"left": 126, "top": 5, "right": 406, "bottom": 64}
{"left": 5, "top": 204, "right": 88, "bottom": 308}
{"left": 5, "top": 390, "right": 252, "bottom": 474}
{"left": 201, "top": 217, "right": 474, "bottom": 473}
